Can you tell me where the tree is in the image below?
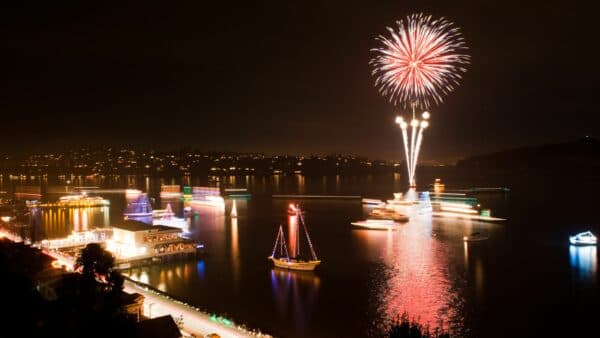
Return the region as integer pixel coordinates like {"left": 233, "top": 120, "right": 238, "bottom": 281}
{"left": 76, "top": 243, "right": 123, "bottom": 293}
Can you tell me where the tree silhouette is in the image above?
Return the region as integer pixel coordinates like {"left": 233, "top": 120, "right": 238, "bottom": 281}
{"left": 76, "top": 243, "right": 123, "bottom": 293}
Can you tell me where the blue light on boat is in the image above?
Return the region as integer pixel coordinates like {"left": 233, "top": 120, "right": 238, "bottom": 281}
{"left": 569, "top": 231, "right": 597, "bottom": 246}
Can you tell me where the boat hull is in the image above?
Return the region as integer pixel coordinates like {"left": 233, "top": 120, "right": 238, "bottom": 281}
{"left": 124, "top": 213, "right": 153, "bottom": 218}
{"left": 351, "top": 221, "right": 400, "bottom": 230}
{"left": 569, "top": 238, "right": 597, "bottom": 246}
{"left": 269, "top": 257, "right": 321, "bottom": 271}
{"left": 463, "top": 236, "right": 489, "bottom": 242}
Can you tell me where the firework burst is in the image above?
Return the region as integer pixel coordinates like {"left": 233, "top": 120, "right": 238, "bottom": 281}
{"left": 371, "top": 13, "right": 469, "bottom": 110}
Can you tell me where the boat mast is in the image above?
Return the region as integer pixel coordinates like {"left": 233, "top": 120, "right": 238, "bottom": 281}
{"left": 296, "top": 205, "right": 301, "bottom": 258}
{"left": 270, "top": 225, "right": 289, "bottom": 259}
{"left": 298, "top": 207, "right": 318, "bottom": 260}
{"left": 271, "top": 225, "right": 281, "bottom": 257}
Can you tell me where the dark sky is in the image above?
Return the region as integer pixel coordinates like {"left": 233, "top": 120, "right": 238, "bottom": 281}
{"left": 1, "top": 1, "right": 597, "bottom": 161}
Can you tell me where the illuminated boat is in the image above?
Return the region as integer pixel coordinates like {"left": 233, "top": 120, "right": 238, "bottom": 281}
{"left": 191, "top": 195, "right": 225, "bottom": 207}
{"left": 223, "top": 188, "right": 251, "bottom": 198}
{"left": 190, "top": 186, "right": 225, "bottom": 208}
{"left": 160, "top": 185, "right": 182, "bottom": 199}
{"left": 569, "top": 231, "right": 597, "bottom": 246}
{"left": 43, "top": 194, "right": 110, "bottom": 208}
{"left": 268, "top": 205, "right": 321, "bottom": 271}
{"left": 432, "top": 202, "right": 506, "bottom": 222}
{"left": 351, "top": 219, "right": 401, "bottom": 230}
{"left": 123, "top": 193, "right": 153, "bottom": 218}
{"left": 369, "top": 207, "right": 409, "bottom": 222}
{"left": 463, "top": 232, "right": 489, "bottom": 242}
{"left": 433, "top": 178, "right": 445, "bottom": 192}
{"left": 152, "top": 204, "right": 188, "bottom": 232}
{"left": 361, "top": 198, "right": 385, "bottom": 206}
{"left": 153, "top": 203, "right": 175, "bottom": 218}
{"left": 386, "top": 192, "right": 418, "bottom": 207}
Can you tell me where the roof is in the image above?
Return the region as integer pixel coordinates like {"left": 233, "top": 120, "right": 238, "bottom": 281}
{"left": 136, "top": 315, "right": 181, "bottom": 338}
{"left": 113, "top": 220, "right": 180, "bottom": 233}
{"left": 121, "top": 292, "right": 145, "bottom": 305}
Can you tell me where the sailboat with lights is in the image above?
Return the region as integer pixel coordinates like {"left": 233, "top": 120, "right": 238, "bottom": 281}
{"left": 268, "top": 204, "right": 321, "bottom": 271}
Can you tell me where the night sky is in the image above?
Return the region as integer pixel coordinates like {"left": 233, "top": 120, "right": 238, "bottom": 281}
{"left": 1, "top": 1, "right": 596, "bottom": 161}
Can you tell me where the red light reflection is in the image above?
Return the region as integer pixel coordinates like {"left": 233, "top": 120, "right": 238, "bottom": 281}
{"left": 354, "top": 218, "right": 461, "bottom": 332}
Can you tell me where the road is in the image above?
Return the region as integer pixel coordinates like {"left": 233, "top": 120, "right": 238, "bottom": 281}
{"left": 124, "top": 280, "right": 271, "bottom": 338}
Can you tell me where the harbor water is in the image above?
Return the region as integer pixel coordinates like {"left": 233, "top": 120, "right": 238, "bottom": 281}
{"left": 2, "top": 167, "right": 598, "bottom": 337}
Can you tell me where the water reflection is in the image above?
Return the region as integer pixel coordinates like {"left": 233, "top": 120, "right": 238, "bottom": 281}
{"left": 569, "top": 245, "right": 597, "bottom": 283}
{"left": 355, "top": 216, "right": 462, "bottom": 333}
{"left": 40, "top": 206, "right": 110, "bottom": 239}
{"left": 288, "top": 211, "right": 299, "bottom": 257}
{"left": 296, "top": 175, "right": 305, "bottom": 194}
{"left": 231, "top": 217, "right": 240, "bottom": 284}
{"left": 270, "top": 269, "right": 320, "bottom": 328}
{"left": 197, "top": 260, "right": 206, "bottom": 280}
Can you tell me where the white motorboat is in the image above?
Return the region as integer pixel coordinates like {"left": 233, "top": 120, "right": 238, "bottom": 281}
{"left": 351, "top": 219, "right": 401, "bottom": 230}
{"left": 569, "top": 231, "right": 597, "bottom": 246}
{"left": 369, "top": 207, "right": 409, "bottom": 222}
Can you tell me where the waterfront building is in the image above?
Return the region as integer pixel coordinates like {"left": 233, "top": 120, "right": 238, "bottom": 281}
{"left": 106, "top": 221, "right": 197, "bottom": 262}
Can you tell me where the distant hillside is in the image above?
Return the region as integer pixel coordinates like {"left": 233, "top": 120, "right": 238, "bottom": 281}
{"left": 456, "top": 137, "right": 600, "bottom": 169}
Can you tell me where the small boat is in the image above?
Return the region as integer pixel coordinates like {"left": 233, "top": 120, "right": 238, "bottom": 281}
{"left": 268, "top": 204, "right": 321, "bottom": 271}
{"left": 223, "top": 188, "right": 251, "bottom": 198}
{"left": 569, "top": 231, "right": 597, "bottom": 246}
{"left": 190, "top": 186, "right": 224, "bottom": 208}
{"left": 351, "top": 219, "right": 401, "bottom": 230}
{"left": 361, "top": 198, "right": 385, "bottom": 206}
{"left": 463, "top": 232, "right": 489, "bottom": 242}
{"left": 432, "top": 178, "right": 445, "bottom": 192}
{"left": 123, "top": 193, "right": 153, "bottom": 218}
{"left": 369, "top": 207, "right": 409, "bottom": 222}
{"left": 54, "top": 194, "right": 110, "bottom": 207}
{"left": 160, "top": 185, "right": 182, "bottom": 199}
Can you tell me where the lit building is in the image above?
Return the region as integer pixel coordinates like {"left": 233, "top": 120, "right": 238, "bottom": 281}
{"left": 106, "top": 221, "right": 197, "bottom": 261}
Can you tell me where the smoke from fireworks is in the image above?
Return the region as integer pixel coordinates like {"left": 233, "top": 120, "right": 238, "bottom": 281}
{"left": 371, "top": 13, "right": 469, "bottom": 110}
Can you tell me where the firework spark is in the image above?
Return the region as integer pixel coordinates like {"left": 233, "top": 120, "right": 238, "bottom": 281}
{"left": 371, "top": 13, "right": 469, "bottom": 110}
